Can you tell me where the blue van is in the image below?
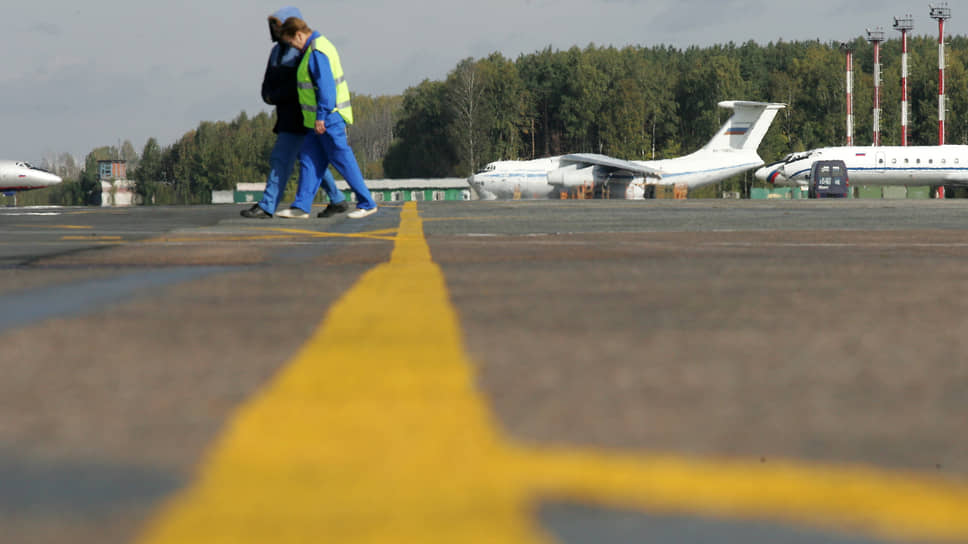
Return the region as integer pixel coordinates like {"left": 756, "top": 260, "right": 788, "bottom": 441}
{"left": 808, "top": 160, "right": 850, "bottom": 198}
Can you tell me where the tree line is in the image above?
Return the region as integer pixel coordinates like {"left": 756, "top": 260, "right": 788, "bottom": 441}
{"left": 18, "top": 36, "right": 968, "bottom": 205}
{"left": 385, "top": 36, "right": 968, "bottom": 183}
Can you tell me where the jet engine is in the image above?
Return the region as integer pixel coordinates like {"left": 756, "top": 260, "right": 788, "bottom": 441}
{"left": 547, "top": 164, "right": 600, "bottom": 187}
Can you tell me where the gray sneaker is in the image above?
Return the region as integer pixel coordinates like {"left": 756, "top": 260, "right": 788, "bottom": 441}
{"left": 241, "top": 204, "right": 271, "bottom": 219}
{"left": 318, "top": 201, "right": 349, "bottom": 218}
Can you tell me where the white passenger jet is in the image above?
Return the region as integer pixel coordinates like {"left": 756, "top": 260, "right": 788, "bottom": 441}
{"left": 469, "top": 101, "right": 786, "bottom": 199}
{"left": 754, "top": 146, "right": 968, "bottom": 188}
{"left": 1, "top": 160, "right": 63, "bottom": 202}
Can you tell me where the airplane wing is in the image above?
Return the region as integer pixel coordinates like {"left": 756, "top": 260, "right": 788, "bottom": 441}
{"left": 560, "top": 153, "right": 663, "bottom": 179}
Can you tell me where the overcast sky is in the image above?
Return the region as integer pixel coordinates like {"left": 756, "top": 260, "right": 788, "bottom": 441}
{"left": 0, "top": 0, "right": 952, "bottom": 162}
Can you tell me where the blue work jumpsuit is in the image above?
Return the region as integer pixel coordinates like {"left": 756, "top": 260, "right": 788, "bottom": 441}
{"left": 291, "top": 31, "right": 376, "bottom": 212}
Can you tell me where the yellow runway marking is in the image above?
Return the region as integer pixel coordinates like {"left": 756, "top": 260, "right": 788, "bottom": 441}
{"left": 60, "top": 235, "right": 123, "bottom": 241}
{"left": 251, "top": 226, "right": 398, "bottom": 242}
{"left": 151, "top": 235, "right": 296, "bottom": 243}
{"left": 138, "top": 202, "right": 968, "bottom": 544}
{"left": 14, "top": 224, "right": 94, "bottom": 229}
{"left": 128, "top": 228, "right": 399, "bottom": 244}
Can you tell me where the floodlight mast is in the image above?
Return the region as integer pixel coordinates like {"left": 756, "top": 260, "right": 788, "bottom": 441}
{"left": 930, "top": 3, "right": 951, "bottom": 146}
{"left": 841, "top": 43, "right": 854, "bottom": 147}
{"left": 893, "top": 15, "right": 914, "bottom": 146}
{"left": 866, "top": 28, "right": 885, "bottom": 146}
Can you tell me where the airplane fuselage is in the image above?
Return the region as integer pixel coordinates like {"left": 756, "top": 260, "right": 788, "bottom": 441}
{"left": 471, "top": 157, "right": 563, "bottom": 200}
{"left": 757, "top": 145, "right": 968, "bottom": 187}
{"left": 646, "top": 149, "right": 764, "bottom": 187}
{"left": 0, "top": 160, "right": 63, "bottom": 193}
{"left": 470, "top": 150, "right": 764, "bottom": 200}
{"left": 469, "top": 100, "right": 784, "bottom": 200}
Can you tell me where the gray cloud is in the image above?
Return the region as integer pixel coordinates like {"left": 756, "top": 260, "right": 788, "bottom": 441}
{"left": 0, "top": 0, "right": 950, "bottom": 161}
{"left": 647, "top": 0, "right": 770, "bottom": 37}
{"left": 29, "top": 22, "right": 63, "bottom": 36}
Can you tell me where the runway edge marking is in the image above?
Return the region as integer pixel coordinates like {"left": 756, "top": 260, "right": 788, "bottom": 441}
{"left": 137, "top": 201, "right": 968, "bottom": 544}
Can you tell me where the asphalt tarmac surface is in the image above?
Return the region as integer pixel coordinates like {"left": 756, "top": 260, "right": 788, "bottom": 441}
{"left": 1, "top": 200, "right": 967, "bottom": 543}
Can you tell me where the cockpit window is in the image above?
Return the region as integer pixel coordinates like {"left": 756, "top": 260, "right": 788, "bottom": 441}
{"left": 16, "top": 161, "right": 49, "bottom": 172}
{"left": 476, "top": 164, "right": 497, "bottom": 174}
{"left": 783, "top": 151, "right": 813, "bottom": 164}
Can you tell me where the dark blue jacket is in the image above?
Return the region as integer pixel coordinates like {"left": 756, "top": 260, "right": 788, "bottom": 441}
{"left": 262, "top": 7, "right": 307, "bottom": 134}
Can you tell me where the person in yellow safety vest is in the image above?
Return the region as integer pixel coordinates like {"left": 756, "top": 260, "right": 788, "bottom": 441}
{"left": 241, "top": 7, "right": 338, "bottom": 219}
{"left": 276, "top": 17, "right": 377, "bottom": 219}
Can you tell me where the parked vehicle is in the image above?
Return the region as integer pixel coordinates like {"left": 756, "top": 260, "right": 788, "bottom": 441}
{"left": 808, "top": 160, "right": 850, "bottom": 198}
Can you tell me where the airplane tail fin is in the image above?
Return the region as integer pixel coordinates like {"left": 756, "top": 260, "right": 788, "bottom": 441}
{"left": 702, "top": 101, "right": 786, "bottom": 152}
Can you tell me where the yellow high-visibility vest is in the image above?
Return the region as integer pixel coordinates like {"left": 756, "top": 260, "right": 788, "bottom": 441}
{"left": 296, "top": 34, "right": 353, "bottom": 126}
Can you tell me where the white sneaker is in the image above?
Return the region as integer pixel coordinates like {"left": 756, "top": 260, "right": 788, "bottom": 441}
{"left": 347, "top": 207, "right": 378, "bottom": 219}
{"left": 276, "top": 207, "right": 310, "bottom": 219}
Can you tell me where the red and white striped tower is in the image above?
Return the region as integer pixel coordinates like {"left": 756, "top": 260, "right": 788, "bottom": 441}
{"left": 930, "top": 3, "right": 951, "bottom": 146}
{"left": 841, "top": 43, "right": 854, "bottom": 146}
{"left": 894, "top": 15, "right": 914, "bottom": 146}
{"left": 867, "top": 28, "right": 885, "bottom": 146}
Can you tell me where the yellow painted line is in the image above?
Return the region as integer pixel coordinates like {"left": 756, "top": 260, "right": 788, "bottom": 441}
{"left": 60, "top": 235, "right": 123, "bottom": 241}
{"left": 14, "top": 224, "right": 94, "bottom": 229}
{"left": 138, "top": 202, "right": 968, "bottom": 544}
{"left": 149, "top": 235, "right": 296, "bottom": 243}
{"left": 251, "top": 226, "right": 397, "bottom": 241}
{"left": 139, "top": 229, "right": 398, "bottom": 244}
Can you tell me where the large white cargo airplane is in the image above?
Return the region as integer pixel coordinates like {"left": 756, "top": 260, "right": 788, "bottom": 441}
{"left": 1, "top": 160, "right": 63, "bottom": 199}
{"left": 754, "top": 145, "right": 968, "bottom": 188}
{"left": 468, "top": 101, "right": 785, "bottom": 199}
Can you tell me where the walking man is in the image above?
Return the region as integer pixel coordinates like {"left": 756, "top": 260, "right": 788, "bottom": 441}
{"left": 279, "top": 16, "right": 378, "bottom": 219}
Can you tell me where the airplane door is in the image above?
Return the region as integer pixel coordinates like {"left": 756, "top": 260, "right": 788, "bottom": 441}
{"left": 875, "top": 151, "right": 887, "bottom": 173}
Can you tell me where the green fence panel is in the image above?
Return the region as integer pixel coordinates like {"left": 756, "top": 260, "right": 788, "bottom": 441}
{"left": 882, "top": 186, "right": 907, "bottom": 199}
{"left": 906, "top": 186, "right": 930, "bottom": 199}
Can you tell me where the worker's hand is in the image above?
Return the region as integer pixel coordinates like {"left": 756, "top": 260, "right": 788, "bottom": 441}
{"left": 315, "top": 120, "right": 326, "bottom": 135}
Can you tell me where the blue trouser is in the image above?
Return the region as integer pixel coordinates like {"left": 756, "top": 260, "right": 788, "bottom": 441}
{"left": 293, "top": 119, "right": 376, "bottom": 212}
{"left": 260, "top": 131, "right": 337, "bottom": 214}
{"left": 295, "top": 139, "right": 344, "bottom": 211}
{"left": 258, "top": 131, "right": 304, "bottom": 214}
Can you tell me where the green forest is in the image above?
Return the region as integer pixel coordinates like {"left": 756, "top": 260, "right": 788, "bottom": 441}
{"left": 19, "top": 35, "right": 968, "bottom": 205}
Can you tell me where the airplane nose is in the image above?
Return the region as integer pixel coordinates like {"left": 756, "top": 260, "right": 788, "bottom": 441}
{"left": 754, "top": 165, "right": 784, "bottom": 184}
{"left": 466, "top": 174, "right": 496, "bottom": 200}
{"left": 754, "top": 166, "right": 771, "bottom": 182}
{"left": 467, "top": 174, "right": 483, "bottom": 196}
{"left": 44, "top": 172, "right": 63, "bottom": 186}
